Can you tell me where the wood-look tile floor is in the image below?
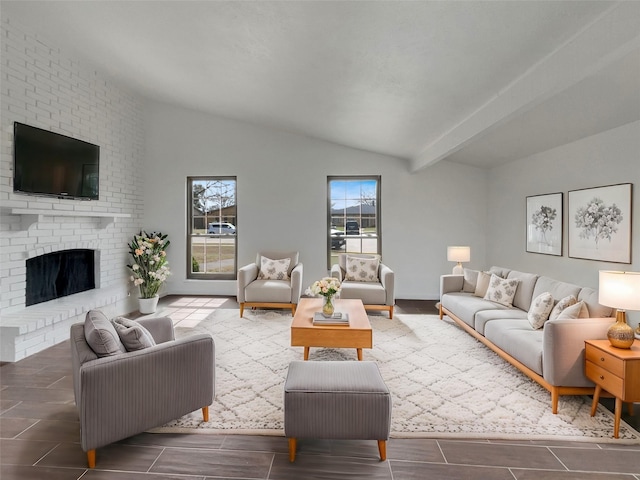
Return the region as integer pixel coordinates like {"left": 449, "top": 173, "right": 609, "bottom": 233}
{"left": 1, "top": 296, "right": 639, "bottom": 479}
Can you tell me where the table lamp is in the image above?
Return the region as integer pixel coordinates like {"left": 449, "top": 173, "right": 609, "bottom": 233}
{"left": 447, "top": 246, "right": 470, "bottom": 275}
{"left": 598, "top": 270, "right": 640, "bottom": 349}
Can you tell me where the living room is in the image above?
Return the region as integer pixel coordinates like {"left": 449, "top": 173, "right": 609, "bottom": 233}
{"left": 1, "top": 1, "right": 639, "bottom": 478}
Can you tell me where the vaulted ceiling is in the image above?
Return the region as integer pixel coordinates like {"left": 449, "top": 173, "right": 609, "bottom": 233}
{"left": 3, "top": 1, "right": 639, "bottom": 170}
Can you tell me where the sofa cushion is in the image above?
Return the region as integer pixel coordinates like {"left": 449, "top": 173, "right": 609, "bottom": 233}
{"left": 84, "top": 310, "right": 126, "bottom": 357}
{"left": 557, "top": 301, "right": 589, "bottom": 319}
{"left": 462, "top": 268, "right": 478, "bottom": 293}
{"left": 484, "top": 319, "right": 543, "bottom": 375}
{"left": 548, "top": 295, "right": 577, "bottom": 321}
{"left": 528, "top": 292, "right": 554, "bottom": 329}
{"left": 532, "top": 276, "right": 581, "bottom": 304}
{"left": 489, "top": 266, "right": 511, "bottom": 278}
{"left": 474, "top": 308, "right": 528, "bottom": 336}
{"left": 507, "top": 270, "right": 539, "bottom": 311}
{"left": 258, "top": 256, "right": 291, "bottom": 280}
{"left": 345, "top": 255, "right": 379, "bottom": 282}
{"left": 339, "top": 281, "right": 386, "bottom": 305}
{"left": 579, "top": 288, "right": 613, "bottom": 318}
{"left": 245, "top": 279, "right": 292, "bottom": 303}
{"left": 441, "top": 292, "right": 509, "bottom": 329}
{"left": 474, "top": 271, "right": 491, "bottom": 297}
{"left": 111, "top": 317, "right": 156, "bottom": 351}
{"left": 484, "top": 274, "right": 520, "bottom": 307}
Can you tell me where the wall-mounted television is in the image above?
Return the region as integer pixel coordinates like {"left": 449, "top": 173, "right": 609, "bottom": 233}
{"left": 13, "top": 122, "right": 100, "bottom": 200}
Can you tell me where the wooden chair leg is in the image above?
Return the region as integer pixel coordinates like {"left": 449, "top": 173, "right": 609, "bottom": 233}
{"left": 388, "top": 306, "right": 394, "bottom": 319}
{"left": 202, "top": 406, "right": 209, "bottom": 422}
{"left": 288, "top": 438, "right": 297, "bottom": 462}
{"left": 377, "top": 440, "right": 387, "bottom": 461}
{"left": 87, "top": 449, "right": 96, "bottom": 468}
{"left": 551, "top": 387, "right": 559, "bottom": 414}
{"left": 239, "top": 303, "right": 244, "bottom": 317}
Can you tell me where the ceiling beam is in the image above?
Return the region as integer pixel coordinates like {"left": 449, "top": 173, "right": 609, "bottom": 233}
{"left": 410, "top": 2, "right": 640, "bottom": 172}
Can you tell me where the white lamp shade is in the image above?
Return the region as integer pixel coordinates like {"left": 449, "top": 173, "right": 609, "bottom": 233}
{"left": 598, "top": 271, "right": 640, "bottom": 311}
{"left": 447, "top": 246, "right": 470, "bottom": 263}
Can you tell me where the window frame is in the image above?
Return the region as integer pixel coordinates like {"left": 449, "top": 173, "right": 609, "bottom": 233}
{"left": 187, "top": 176, "right": 237, "bottom": 280}
{"left": 327, "top": 175, "right": 381, "bottom": 269}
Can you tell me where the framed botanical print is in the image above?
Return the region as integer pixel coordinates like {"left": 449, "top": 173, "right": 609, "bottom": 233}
{"left": 568, "top": 183, "right": 632, "bottom": 263}
{"left": 526, "top": 193, "right": 563, "bottom": 256}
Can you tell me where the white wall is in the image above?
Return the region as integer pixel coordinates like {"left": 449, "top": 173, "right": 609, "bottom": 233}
{"left": 0, "top": 15, "right": 145, "bottom": 313}
{"left": 144, "top": 102, "right": 488, "bottom": 300}
{"left": 486, "top": 120, "right": 640, "bottom": 327}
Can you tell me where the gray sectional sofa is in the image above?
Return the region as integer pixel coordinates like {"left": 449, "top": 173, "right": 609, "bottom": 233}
{"left": 439, "top": 266, "right": 615, "bottom": 413}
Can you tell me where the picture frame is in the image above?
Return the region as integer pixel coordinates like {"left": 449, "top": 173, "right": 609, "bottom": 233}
{"left": 526, "top": 192, "right": 563, "bottom": 256}
{"left": 568, "top": 183, "right": 632, "bottom": 263}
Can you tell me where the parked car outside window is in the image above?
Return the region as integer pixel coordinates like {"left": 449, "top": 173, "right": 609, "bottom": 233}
{"left": 331, "top": 228, "right": 345, "bottom": 249}
{"left": 207, "top": 223, "right": 236, "bottom": 235}
{"left": 345, "top": 221, "right": 360, "bottom": 235}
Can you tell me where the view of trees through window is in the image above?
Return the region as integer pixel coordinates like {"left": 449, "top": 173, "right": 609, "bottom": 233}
{"left": 328, "top": 176, "right": 381, "bottom": 268}
{"left": 188, "top": 177, "right": 237, "bottom": 279}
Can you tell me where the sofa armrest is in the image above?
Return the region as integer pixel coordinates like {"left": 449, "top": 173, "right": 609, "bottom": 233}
{"left": 542, "top": 317, "right": 613, "bottom": 386}
{"left": 379, "top": 263, "right": 395, "bottom": 306}
{"left": 440, "top": 274, "right": 464, "bottom": 298}
{"left": 136, "top": 316, "right": 175, "bottom": 343}
{"left": 290, "top": 263, "right": 304, "bottom": 303}
{"left": 330, "top": 263, "right": 343, "bottom": 282}
{"left": 237, "top": 263, "right": 258, "bottom": 303}
{"left": 78, "top": 333, "right": 214, "bottom": 451}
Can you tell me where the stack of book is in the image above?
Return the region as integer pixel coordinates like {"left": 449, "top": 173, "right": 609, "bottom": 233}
{"left": 312, "top": 312, "right": 350, "bottom": 326}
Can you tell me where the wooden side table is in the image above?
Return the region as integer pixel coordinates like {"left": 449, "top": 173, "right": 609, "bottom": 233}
{"left": 585, "top": 339, "right": 640, "bottom": 438}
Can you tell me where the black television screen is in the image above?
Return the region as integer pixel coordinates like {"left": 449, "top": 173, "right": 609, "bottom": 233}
{"left": 13, "top": 122, "right": 100, "bottom": 200}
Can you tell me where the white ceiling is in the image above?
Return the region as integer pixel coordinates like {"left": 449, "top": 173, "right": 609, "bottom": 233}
{"left": 2, "top": 1, "right": 639, "bottom": 170}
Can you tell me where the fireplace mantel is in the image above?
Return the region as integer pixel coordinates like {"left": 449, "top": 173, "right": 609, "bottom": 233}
{"left": 9, "top": 208, "right": 131, "bottom": 230}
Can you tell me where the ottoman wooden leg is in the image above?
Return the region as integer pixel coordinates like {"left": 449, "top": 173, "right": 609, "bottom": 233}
{"left": 377, "top": 440, "right": 387, "bottom": 461}
{"left": 288, "top": 438, "right": 297, "bottom": 462}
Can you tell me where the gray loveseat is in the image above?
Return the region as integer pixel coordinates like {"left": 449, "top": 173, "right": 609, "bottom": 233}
{"left": 439, "top": 266, "right": 614, "bottom": 413}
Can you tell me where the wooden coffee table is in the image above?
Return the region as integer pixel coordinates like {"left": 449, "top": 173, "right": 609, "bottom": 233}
{"left": 290, "top": 298, "right": 372, "bottom": 360}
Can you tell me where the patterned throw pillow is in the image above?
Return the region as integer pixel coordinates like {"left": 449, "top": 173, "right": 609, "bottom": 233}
{"left": 111, "top": 317, "right": 156, "bottom": 351}
{"left": 528, "top": 292, "right": 554, "bottom": 329}
{"left": 345, "top": 256, "right": 380, "bottom": 282}
{"left": 473, "top": 271, "right": 492, "bottom": 298}
{"left": 548, "top": 295, "right": 578, "bottom": 321}
{"left": 257, "top": 256, "right": 291, "bottom": 280}
{"left": 484, "top": 274, "right": 520, "bottom": 307}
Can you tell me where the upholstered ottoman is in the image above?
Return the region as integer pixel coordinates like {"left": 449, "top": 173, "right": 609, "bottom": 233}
{"left": 284, "top": 360, "right": 392, "bottom": 462}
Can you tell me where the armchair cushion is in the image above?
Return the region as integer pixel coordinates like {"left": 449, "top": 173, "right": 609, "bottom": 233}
{"left": 256, "top": 251, "right": 299, "bottom": 276}
{"left": 112, "top": 317, "right": 156, "bottom": 351}
{"left": 345, "top": 255, "right": 379, "bottom": 282}
{"left": 258, "top": 256, "right": 291, "bottom": 280}
{"left": 84, "top": 310, "right": 126, "bottom": 358}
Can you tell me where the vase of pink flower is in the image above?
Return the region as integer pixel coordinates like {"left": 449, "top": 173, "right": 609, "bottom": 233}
{"left": 309, "top": 277, "right": 341, "bottom": 317}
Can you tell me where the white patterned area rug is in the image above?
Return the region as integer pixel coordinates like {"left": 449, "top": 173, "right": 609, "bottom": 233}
{"left": 150, "top": 309, "right": 640, "bottom": 444}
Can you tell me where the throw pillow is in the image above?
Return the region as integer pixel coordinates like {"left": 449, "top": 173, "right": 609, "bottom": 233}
{"left": 528, "top": 292, "right": 554, "bottom": 329}
{"left": 462, "top": 268, "right": 479, "bottom": 293}
{"left": 84, "top": 310, "right": 126, "bottom": 357}
{"left": 345, "top": 255, "right": 380, "bottom": 282}
{"left": 257, "top": 256, "right": 290, "bottom": 280}
{"left": 484, "top": 274, "right": 520, "bottom": 307}
{"left": 111, "top": 317, "right": 156, "bottom": 351}
{"left": 548, "top": 295, "right": 578, "bottom": 321}
{"left": 474, "top": 271, "right": 492, "bottom": 297}
{"left": 556, "top": 300, "right": 590, "bottom": 320}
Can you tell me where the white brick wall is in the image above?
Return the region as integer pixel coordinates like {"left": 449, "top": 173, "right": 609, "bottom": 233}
{"left": 0, "top": 15, "right": 144, "bottom": 358}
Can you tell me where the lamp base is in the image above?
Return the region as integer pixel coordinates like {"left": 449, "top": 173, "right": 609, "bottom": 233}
{"left": 452, "top": 263, "right": 464, "bottom": 275}
{"left": 607, "top": 310, "right": 635, "bottom": 349}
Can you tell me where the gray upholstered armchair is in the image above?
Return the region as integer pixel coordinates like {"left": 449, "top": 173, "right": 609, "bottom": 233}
{"left": 331, "top": 253, "right": 395, "bottom": 318}
{"left": 237, "top": 251, "right": 303, "bottom": 317}
{"left": 70, "top": 312, "right": 214, "bottom": 468}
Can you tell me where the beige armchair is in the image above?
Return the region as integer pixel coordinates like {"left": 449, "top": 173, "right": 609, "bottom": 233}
{"left": 70, "top": 311, "right": 214, "bottom": 468}
{"left": 237, "top": 251, "right": 303, "bottom": 317}
{"left": 331, "top": 253, "right": 395, "bottom": 318}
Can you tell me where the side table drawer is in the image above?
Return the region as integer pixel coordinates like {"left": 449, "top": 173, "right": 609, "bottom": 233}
{"left": 586, "top": 360, "right": 624, "bottom": 397}
{"left": 585, "top": 344, "right": 625, "bottom": 377}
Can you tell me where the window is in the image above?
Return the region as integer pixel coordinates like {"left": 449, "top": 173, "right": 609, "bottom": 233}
{"left": 187, "top": 177, "right": 237, "bottom": 280}
{"left": 327, "top": 176, "right": 381, "bottom": 268}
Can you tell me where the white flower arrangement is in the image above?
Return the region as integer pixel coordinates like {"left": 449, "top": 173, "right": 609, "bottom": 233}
{"left": 127, "top": 231, "right": 171, "bottom": 299}
{"left": 308, "top": 277, "right": 341, "bottom": 298}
